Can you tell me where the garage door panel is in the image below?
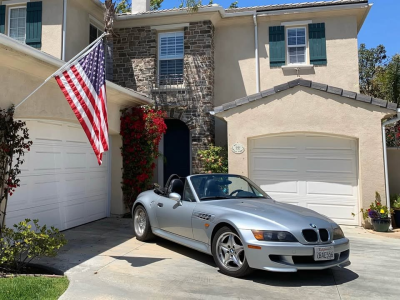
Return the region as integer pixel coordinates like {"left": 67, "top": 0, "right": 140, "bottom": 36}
{"left": 6, "top": 120, "right": 108, "bottom": 231}
{"left": 305, "top": 157, "right": 355, "bottom": 175}
{"left": 306, "top": 203, "right": 356, "bottom": 225}
{"left": 304, "top": 135, "right": 356, "bottom": 152}
{"left": 252, "top": 135, "right": 300, "bottom": 151}
{"left": 64, "top": 151, "right": 87, "bottom": 169}
{"left": 306, "top": 180, "right": 356, "bottom": 197}
{"left": 254, "top": 178, "right": 299, "bottom": 194}
{"left": 252, "top": 156, "right": 299, "bottom": 175}
{"left": 33, "top": 149, "right": 63, "bottom": 171}
{"left": 250, "top": 133, "right": 359, "bottom": 225}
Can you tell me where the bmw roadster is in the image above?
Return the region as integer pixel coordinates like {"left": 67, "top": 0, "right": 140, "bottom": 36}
{"left": 132, "top": 174, "right": 350, "bottom": 277}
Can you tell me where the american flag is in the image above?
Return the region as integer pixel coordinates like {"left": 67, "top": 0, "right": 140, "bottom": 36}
{"left": 55, "top": 41, "right": 109, "bottom": 165}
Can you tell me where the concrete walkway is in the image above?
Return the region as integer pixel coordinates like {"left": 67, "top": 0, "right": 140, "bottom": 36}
{"left": 40, "top": 218, "right": 400, "bottom": 300}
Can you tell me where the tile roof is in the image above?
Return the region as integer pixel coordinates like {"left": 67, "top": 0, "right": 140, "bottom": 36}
{"left": 225, "top": 0, "right": 369, "bottom": 13}
{"left": 213, "top": 78, "right": 397, "bottom": 114}
{"left": 117, "top": 0, "right": 368, "bottom": 16}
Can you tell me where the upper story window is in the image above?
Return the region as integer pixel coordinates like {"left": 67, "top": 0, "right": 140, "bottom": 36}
{"left": 287, "top": 27, "right": 306, "bottom": 65}
{"left": 269, "top": 23, "right": 327, "bottom": 68}
{"left": 89, "top": 23, "right": 103, "bottom": 44}
{"left": 158, "top": 31, "right": 184, "bottom": 84}
{"left": 9, "top": 7, "right": 26, "bottom": 43}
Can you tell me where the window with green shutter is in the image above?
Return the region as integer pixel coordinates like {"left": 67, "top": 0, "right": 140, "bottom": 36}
{"left": 309, "top": 23, "right": 327, "bottom": 65}
{"left": 269, "top": 26, "right": 285, "bottom": 67}
{"left": 26, "top": 1, "right": 42, "bottom": 49}
{"left": 0, "top": 5, "right": 5, "bottom": 34}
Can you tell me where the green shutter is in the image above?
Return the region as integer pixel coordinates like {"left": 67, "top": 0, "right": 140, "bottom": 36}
{"left": 269, "top": 26, "right": 285, "bottom": 67}
{"left": 0, "top": 5, "right": 5, "bottom": 34}
{"left": 26, "top": 1, "right": 42, "bottom": 49}
{"left": 309, "top": 23, "right": 327, "bottom": 66}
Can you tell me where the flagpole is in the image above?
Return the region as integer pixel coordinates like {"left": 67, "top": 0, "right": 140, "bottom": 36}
{"left": 15, "top": 32, "right": 108, "bottom": 110}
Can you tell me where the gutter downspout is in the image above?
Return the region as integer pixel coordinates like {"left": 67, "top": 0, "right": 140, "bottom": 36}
{"left": 382, "top": 108, "right": 400, "bottom": 230}
{"left": 62, "top": 0, "right": 67, "bottom": 61}
{"left": 253, "top": 13, "right": 260, "bottom": 93}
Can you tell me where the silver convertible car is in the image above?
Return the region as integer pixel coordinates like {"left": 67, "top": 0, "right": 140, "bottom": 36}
{"left": 133, "top": 174, "right": 350, "bottom": 277}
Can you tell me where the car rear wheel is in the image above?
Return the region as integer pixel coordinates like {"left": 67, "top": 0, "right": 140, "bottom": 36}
{"left": 212, "top": 226, "right": 253, "bottom": 277}
{"left": 133, "top": 205, "right": 154, "bottom": 241}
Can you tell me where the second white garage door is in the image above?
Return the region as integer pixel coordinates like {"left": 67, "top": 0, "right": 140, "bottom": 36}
{"left": 6, "top": 120, "right": 109, "bottom": 231}
{"left": 249, "top": 133, "right": 359, "bottom": 225}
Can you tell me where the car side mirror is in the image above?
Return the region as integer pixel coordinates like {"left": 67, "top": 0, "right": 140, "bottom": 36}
{"left": 169, "top": 193, "right": 182, "bottom": 202}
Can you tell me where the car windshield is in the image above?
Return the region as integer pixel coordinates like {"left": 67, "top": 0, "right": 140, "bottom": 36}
{"left": 189, "top": 175, "right": 270, "bottom": 201}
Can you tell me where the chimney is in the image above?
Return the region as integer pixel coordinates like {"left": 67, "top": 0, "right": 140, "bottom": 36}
{"left": 131, "top": 0, "right": 150, "bottom": 14}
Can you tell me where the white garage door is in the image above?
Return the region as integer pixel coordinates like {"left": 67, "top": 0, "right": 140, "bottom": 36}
{"left": 6, "top": 120, "right": 109, "bottom": 230}
{"left": 249, "top": 133, "right": 359, "bottom": 225}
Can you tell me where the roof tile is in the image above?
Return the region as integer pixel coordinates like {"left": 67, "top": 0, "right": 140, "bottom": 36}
{"left": 248, "top": 93, "right": 263, "bottom": 102}
{"left": 311, "top": 82, "right": 328, "bottom": 92}
{"left": 261, "top": 88, "right": 276, "bottom": 98}
{"left": 299, "top": 79, "right": 312, "bottom": 87}
{"left": 342, "top": 90, "right": 357, "bottom": 99}
{"left": 371, "top": 98, "right": 387, "bottom": 108}
{"left": 235, "top": 96, "right": 250, "bottom": 106}
{"left": 387, "top": 102, "right": 398, "bottom": 111}
{"left": 274, "top": 83, "right": 290, "bottom": 93}
{"left": 327, "top": 86, "right": 343, "bottom": 95}
{"left": 356, "top": 94, "right": 372, "bottom": 103}
{"left": 222, "top": 101, "right": 237, "bottom": 111}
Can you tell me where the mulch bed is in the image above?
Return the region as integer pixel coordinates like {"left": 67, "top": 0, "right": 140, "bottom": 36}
{"left": 0, "top": 264, "right": 64, "bottom": 278}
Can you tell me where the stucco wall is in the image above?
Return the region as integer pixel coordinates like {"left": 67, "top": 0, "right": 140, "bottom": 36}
{"left": 218, "top": 87, "right": 393, "bottom": 214}
{"left": 110, "top": 134, "right": 128, "bottom": 216}
{"left": 65, "top": 0, "right": 104, "bottom": 61}
{"left": 214, "top": 14, "right": 360, "bottom": 108}
{"left": 387, "top": 149, "right": 400, "bottom": 197}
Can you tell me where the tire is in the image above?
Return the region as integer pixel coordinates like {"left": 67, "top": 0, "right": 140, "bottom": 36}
{"left": 133, "top": 205, "right": 154, "bottom": 242}
{"left": 212, "top": 226, "right": 253, "bottom": 277}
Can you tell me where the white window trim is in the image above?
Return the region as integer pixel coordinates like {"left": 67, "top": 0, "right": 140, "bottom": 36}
{"left": 89, "top": 14, "right": 104, "bottom": 31}
{"left": 89, "top": 21, "right": 103, "bottom": 44}
{"left": 3, "top": 0, "right": 30, "bottom": 5}
{"left": 151, "top": 23, "right": 189, "bottom": 31}
{"left": 157, "top": 31, "right": 185, "bottom": 87}
{"left": 286, "top": 26, "right": 307, "bottom": 65}
{"left": 8, "top": 6, "right": 27, "bottom": 44}
{"left": 281, "top": 20, "right": 312, "bottom": 27}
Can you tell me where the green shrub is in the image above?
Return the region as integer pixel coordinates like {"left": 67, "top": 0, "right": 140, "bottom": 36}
{"left": 198, "top": 145, "right": 228, "bottom": 174}
{"left": 0, "top": 219, "right": 67, "bottom": 274}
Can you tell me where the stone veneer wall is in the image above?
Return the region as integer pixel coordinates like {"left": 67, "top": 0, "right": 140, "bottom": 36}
{"left": 113, "top": 21, "right": 215, "bottom": 173}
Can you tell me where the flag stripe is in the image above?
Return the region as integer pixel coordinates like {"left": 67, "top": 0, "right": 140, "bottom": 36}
{"left": 64, "top": 70, "right": 104, "bottom": 153}
{"left": 55, "top": 75, "right": 100, "bottom": 156}
{"left": 54, "top": 42, "right": 108, "bottom": 165}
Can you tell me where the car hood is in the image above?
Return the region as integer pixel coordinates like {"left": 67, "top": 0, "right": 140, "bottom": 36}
{"left": 204, "top": 198, "right": 335, "bottom": 230}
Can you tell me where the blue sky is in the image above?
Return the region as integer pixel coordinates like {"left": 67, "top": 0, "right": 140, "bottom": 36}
{"left": 155, "top": 0, "right": 399, "bottom": 57}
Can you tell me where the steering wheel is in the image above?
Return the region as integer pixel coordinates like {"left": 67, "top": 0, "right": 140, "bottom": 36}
{"left": 230, "top": 189, "right": 244, "bottom": 196}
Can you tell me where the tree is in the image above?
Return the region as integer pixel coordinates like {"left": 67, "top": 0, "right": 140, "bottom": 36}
{"left": 358, "top": 43, "right": 387, "bottom": 98}
{"left": 229, "top": 1, "right": 239, "bottom": 8}
{"left": 376, "top": 55, "right": 400, "bottom": 105}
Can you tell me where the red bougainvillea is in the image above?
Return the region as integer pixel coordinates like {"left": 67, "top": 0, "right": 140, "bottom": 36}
{"left": 120, "top": 106, "right": 167, "bottom": 208}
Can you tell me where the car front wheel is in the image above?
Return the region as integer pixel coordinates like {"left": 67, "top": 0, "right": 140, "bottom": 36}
{"left": 133, "top": 205, "right": 154, "bottom": 241}
{"left": 212, "top": 226, "right": 253, "bottom": 277}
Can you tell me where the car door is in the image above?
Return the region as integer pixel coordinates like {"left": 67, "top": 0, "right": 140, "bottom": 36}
{"left": 155, "top": 182, "right": 197, "bottom": 239}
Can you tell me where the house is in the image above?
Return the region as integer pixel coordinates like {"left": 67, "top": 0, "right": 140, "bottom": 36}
{"left": 111, "top": 0, "right": 397, "bottom": 226}
{"left": 0, "top": 0, "right": 152, "bottom": 230}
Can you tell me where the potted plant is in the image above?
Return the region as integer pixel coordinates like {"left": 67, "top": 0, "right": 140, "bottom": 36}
{"left": 361, "top": 192, "right": 393, "bottom": 232}
{"left": 391, "top": 195, "right": 400, "bottom": 228}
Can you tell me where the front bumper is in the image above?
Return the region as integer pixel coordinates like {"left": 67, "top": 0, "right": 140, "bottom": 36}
{"left": 239, "top": 229, "right": 350, "bottom": 272}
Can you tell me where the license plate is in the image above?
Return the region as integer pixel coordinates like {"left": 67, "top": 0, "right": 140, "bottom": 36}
{"left": 314, "top": 246, "right": 334, "bottom": 261}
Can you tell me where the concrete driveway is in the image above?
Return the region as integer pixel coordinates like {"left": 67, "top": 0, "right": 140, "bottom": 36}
{"left": 41, "top": 218, "right": 400, "bottom": 300}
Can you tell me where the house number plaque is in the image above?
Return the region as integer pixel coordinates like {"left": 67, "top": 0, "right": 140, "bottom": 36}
{"left": 232, "top": 143, "right": 245, "bottom": 154}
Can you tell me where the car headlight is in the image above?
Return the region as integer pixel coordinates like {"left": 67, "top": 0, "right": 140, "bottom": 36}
{"left": 333, "top": 227, "right": 345, "bottom": 240}
{"left": 251, "top": 230, "right": 298, "bottom": 242}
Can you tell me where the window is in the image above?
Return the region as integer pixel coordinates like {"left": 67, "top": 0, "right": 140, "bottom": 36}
{"left": 183, "top": 182, "right": 196, "bottom": 202}
{"left": 90, "top": 23, "right": 103, "bottom": 44}
{"left": 9, "top": 7, "right": 26, "bottom": 43}
{"left": 287, "top": 27, "right": 306, "bottom": 64}
{"left": 158, "top": 31, "right": 184, "bottom": 84}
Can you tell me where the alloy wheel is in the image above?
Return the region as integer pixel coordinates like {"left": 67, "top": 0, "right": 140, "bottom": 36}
{"left": 216, "top": 232, "right": 246, "bottom": 271}
{"left": 134, "top": 207, "right": 147, "bottom": 237}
